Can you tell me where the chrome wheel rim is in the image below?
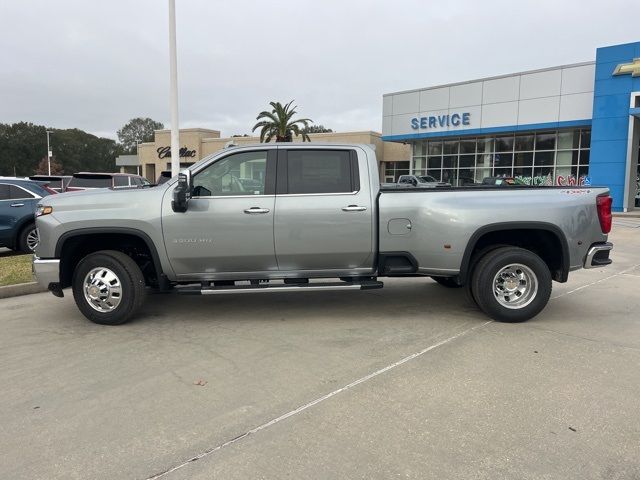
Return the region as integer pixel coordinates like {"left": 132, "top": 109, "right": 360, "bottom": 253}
{"left": 83, "top": 267, "right": 122, "bottom": 312}
{"left": 26, "top": 228, "right": 39, "bottom": 251}
{"left": 492, "top": 263, "right": 538, "bottom": 309}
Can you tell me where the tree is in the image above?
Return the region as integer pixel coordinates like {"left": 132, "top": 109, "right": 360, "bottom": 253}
{"left": 35, "top": 157, "right": 63, "bottom": 175}
{"left": 117, "top": 117, "right": 164, "bottom": 153}
{"left": 0, "top": 122, "right": 119, "bottom": 176}
{"left": 302, "top": 125, "right": 333, "bottom": 134}
{"left": 252, "top": 101, "right": 313, "bottom": 142}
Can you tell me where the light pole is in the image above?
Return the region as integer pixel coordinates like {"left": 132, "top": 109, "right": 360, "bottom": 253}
{"left": 168, "top": 0, "right": 180, "bottom": 177}
{"left": 46, "top": 131, "right": 53, "bottom": 176}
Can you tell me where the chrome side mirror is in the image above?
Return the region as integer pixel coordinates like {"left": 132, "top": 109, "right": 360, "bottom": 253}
{"left": 172, "top": 170, "right": 192, "bottom": 212}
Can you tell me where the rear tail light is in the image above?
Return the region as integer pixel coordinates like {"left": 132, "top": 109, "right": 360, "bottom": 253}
{"left": 596, "top": 194, "right": 612, "bottom": 234}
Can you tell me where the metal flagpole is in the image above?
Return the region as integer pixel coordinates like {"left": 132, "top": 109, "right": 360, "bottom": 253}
{"left": 168, "top": 0, "right": 180, "bottom": 177}
{"left": 46, "top": 131, "right": 53, "bottom": 176}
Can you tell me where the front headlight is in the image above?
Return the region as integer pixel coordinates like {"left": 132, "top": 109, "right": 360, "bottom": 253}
{"left": 35, "top": 205, "right": 53, "bottom": 217}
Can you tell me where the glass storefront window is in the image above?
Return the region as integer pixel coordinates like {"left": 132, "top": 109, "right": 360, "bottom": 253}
{"left": 515, "top": 135, "right": 534, "bottom": 151}
{"left": 443, "top": 141, "right": 458, "bottom": 155}
{"left": 535, "top": 132, "right": 556, "bottom": 150}
{"left": 442, "top": 156, "right": 458, "bottom": 169}
{"left": 460, "top": 140, "right": 476, "bottom": 154}
{"left": 494, "top": 152, "right": 513, "bottom": 168}
{"left": 494, "top": 167, "right": 513, "bottom": 177}
{"left": 427, "top": 169, "right": 442, "bottom": 181}
{"left": 459, "top": 155, "right": 475, "bottom": 168}
{"left": 580, "top": 130, "right": 591, "bottom": 149}
{"left": 427, "top": 156, "right": 441, "bottom": 169}
{"left": 495, "top": 135, "right": 514, "bottom": 152}
{"left": 534, "top": 151, "right": 555, "bottom": 166}
{"left": 556, "top": 150, "right": 577, "bottom": 166}
{"left": 558, "top": 131, "right": 580, "bottom": 149}
{"left": 413, "top": 143, "right": 426, "bottom": 157}
{"left": 409, "top": 128, "right": 591, "bottom": 187}
{"left": 428, "top": 142, "right": 442, "bottom": 155}
{"left": 514, "top": 152, "right": 534, "bottom": 167}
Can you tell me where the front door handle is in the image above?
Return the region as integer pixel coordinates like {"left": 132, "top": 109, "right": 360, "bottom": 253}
{"left": 10, "top": 203, "right": 25, "bottom": 207}
{"left": 244, "top": 207, "right": 270, "bottom": 214}
{"left": 342, "top": 205, "right": 367, "bottom": 212}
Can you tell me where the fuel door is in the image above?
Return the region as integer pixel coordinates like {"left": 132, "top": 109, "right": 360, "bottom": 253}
{"left": 388, "top": 218, "right": 412, "bottom": 235}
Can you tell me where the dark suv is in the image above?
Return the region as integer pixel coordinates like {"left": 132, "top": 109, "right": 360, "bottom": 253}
{"left": 0, "top": 178, "right": 55, "bottom": 252}
{"left": 66, "top": 172, "right": 150, "bottom": 191}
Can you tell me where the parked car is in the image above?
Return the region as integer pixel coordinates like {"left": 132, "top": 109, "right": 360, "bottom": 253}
{"left": 397, "top": 174, "right": 449, "bottom": 187}
{"left": 29, "top": 175, "right": 72, "bottom": 193}
{"left": 33, "top": 144, "right": 613, "bottom": 325}
{"left": 156, "top": 171, "right": 172, "bottom": 185}
{"left": 481, "top": 176, "right": 527, "bottom": 186}
{"left": 0, "top": 178, "right": 55, "bottom": 252}
{"left": 66, "top": 173, "right": 150, "bottom": 191}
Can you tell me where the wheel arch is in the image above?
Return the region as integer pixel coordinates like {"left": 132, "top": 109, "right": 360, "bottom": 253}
{"left": 55, "top": 227, "right": 165, "bottom": 289}
{"left": 13, "top": 216, "right": 36, "bottom": 249}
{"left": 459, "top": 222, "right": 570, "bottom": 284}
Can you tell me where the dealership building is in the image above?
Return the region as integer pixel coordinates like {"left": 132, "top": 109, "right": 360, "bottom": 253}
{"left": 382, "top": 41, "right": 640, "bottom": 211}
{"left": 117, "top": 128, "right": 410, "bottom": 185}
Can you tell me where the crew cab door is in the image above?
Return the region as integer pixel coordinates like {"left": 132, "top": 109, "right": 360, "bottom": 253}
{"left": 161, "top": 149, "right": 278, "bottom": 277}
{"left": 274, "top": 147, "right": 374, "bottom": 273}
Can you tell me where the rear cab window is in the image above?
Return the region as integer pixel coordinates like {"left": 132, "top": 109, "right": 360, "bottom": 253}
{"left": 279, "top": 149, "right": 359, "bottom": 194}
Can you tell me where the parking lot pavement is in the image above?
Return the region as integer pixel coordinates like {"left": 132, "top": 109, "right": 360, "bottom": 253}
{"left": 0, "top": 219, "right": 638, "bottom": 480}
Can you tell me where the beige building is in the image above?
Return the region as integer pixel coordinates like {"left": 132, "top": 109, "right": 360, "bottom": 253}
{"left": 117, "top": 128, "right": 411, "bottom": 183}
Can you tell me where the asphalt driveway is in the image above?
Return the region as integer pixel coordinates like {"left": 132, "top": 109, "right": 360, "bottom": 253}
{"left": 1, "top": 219, "right": 639, "bottom": 479}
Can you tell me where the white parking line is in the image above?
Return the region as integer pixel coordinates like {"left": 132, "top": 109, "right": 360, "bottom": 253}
{"left": 146, "top": 320, "right": 492, "bottom": 479}
{"left": 552, "top": 264, "right": 640, "bottom": 299}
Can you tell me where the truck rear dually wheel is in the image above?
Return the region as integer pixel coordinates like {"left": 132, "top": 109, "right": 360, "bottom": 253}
{"left": 72, "top": 250, "right": 146, "bottom": 325}
{"left": 471, "top": 247, "right": 551, "bottom": 322}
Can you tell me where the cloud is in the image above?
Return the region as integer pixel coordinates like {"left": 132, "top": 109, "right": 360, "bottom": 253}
{"left": 1, "top": 0, "right": 639, "bottom": 139}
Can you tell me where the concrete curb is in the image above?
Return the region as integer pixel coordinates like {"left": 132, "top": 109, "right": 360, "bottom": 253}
{"left": 0, "top": 282, "right": 47, "bottom": 299}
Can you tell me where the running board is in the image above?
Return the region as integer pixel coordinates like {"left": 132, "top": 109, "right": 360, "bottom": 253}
{"left": 176, "top": 280, "right": 383, "bottom": 295}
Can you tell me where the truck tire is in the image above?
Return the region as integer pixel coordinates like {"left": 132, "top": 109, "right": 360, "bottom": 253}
{"left": 72, "top": 250, "right": 146, "bottom": 325}
{"left": 471, "top": 247, "right": 551, "bottom": 323}
{"left": 431, "top": 276, "right": 462, "bottom": 288}
{"left": 17, "top": 223, "right": 39, "bottom": 253}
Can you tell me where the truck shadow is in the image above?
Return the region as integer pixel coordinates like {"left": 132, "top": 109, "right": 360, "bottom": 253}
{"left": 137, "top": 278, "right": 484, "bottom": 326}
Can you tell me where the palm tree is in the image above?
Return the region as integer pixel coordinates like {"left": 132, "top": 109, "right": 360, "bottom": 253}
{"left": 252, "top": 101, "right": 313, "bottom": 142}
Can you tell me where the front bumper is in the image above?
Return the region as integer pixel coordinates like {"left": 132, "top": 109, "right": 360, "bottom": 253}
{"left": 32, "top": 257, "right": 60, "bottom": 289}
{"left": 583, "top": 242, "right": 613, "bottom": 269}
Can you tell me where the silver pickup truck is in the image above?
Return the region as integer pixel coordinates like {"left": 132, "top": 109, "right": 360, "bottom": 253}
{"left": 33, "top": 144, "right": 613, "bottom": 325}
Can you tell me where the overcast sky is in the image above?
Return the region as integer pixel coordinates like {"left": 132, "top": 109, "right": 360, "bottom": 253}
{"left": 1, "top": 0, "right": 639, "bottom": 140}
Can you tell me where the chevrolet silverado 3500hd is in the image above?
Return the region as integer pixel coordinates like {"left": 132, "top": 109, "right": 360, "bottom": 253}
{"left": 33, "top": 144, "right": 613, "bottom": 325}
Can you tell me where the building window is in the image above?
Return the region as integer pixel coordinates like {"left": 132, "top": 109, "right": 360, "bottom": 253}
{"left": 384, "top": 161, "right": 410, "bottom": 182}
{"left": 410, "top": 128, "right": 591, "bottom": 186}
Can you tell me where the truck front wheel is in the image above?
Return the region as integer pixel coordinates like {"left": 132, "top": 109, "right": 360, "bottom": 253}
{"left": 471, "top": 247, "right": 551, "bottom": 322}
{"left": 72, "top": 250, "right": 146, "bottom": 325}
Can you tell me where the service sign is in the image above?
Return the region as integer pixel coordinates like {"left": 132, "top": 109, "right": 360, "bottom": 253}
{"left": 411, "top": 112, "right": 471, "bottom": 131}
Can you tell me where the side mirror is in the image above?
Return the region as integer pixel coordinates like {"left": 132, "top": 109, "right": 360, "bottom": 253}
{"left": 172, "top": 170, "right": 192, "bottom": 212}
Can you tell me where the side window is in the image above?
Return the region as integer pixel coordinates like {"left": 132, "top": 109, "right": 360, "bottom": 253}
{"left": 0, "top": 184, "right": 9, "bottom": 200}
{"left": 9, "top": 185, "right": 34, "bottom": 199}
{"left": 286, "top": 150, "right": 355, "bottom": 194}
{"left": 193, "top": 151, "right": 267, "bottom": 197}
{"left": 131, "top": 177, "right": 142, "bottom": 186}
{"left": 113, "top": 176, "right": 129, "bottom": 187}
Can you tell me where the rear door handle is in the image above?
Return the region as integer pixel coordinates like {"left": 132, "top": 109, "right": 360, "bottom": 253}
{"left": 10, "top": 203, "right": 25, "bottom": 207}
{"left": 244, "top": 207, "right": 270, "bottom": 214}
{"left": 342, "top": 205, "right": 367, "bottom": 212}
